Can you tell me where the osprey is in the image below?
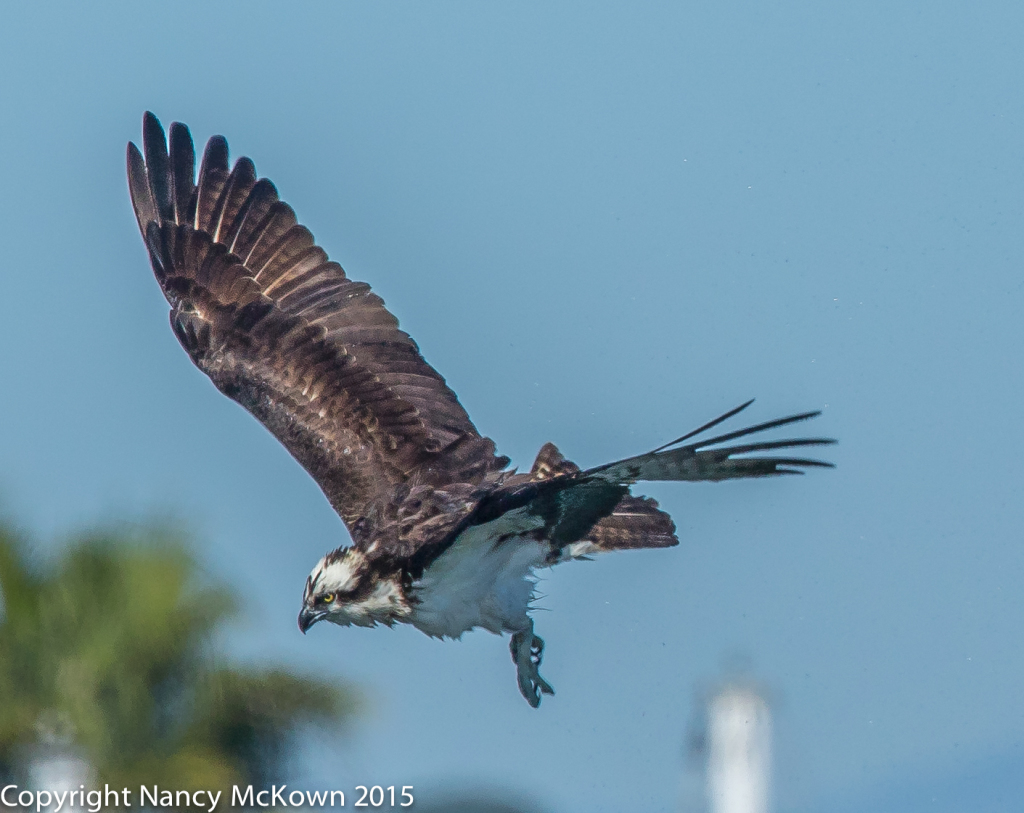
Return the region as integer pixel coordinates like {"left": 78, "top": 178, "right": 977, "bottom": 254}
{"left": 128, "top": 113, "right": 833, "bottom": 707}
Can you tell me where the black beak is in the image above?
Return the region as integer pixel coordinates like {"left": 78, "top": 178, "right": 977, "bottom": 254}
{"left": 298, "top": 607, "right": 326, "bottom": 634}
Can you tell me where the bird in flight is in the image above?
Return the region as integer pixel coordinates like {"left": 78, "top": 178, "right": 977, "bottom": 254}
{"left": 128, "top": 113, "right": 833, "bottom": 707}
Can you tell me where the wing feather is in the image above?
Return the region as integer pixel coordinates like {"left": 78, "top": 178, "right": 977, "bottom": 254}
{"left": 169, "top": 122, "right": 196, "bottom": 224}
{"left": 129, "top": 113, "right": 506, "bottom": 547}
{"left": 194, "top": 135, "right": 230, "bottom": 231}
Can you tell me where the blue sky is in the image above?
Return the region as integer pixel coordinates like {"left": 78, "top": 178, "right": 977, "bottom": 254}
{"left": 1, "top": 2, "right": 1022, "bottom": 811}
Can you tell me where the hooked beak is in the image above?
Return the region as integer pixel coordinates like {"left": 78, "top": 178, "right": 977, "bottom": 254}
{"left": 298, "top": 606, "right": 327, "bottom": 634}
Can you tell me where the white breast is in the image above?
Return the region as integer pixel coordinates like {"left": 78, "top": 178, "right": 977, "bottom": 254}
{"left": 408, "top": 507, "right": 549, "bottom": 639}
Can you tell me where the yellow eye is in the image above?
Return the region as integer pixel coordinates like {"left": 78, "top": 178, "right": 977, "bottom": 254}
{"left": 321, "top": 593, "right": 335, "bottom": 604}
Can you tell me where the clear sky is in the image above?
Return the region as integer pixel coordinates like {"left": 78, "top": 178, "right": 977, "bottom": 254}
{"left": 1, "top": 2, "right": 1022, "bottom": 811}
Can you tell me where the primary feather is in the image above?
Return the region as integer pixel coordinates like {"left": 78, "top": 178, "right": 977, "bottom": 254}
{"left": 128, "top": 113, "right": 506, "bottom": 553}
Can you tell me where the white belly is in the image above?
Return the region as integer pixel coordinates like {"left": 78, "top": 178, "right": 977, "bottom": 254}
{"left": 408, "top": 508, "right": 549, "bottom": 639}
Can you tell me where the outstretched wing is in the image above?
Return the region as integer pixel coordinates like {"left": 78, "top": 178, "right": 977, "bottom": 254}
{"left": 469, "top": 402, "right": 832, "bottom": 559}
{"left": 127, "top": 113, "right": 506, "bottom": 545}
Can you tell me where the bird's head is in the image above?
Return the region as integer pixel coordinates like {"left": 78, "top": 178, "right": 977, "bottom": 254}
{"left": 298, "top": 547, "right": 409, "bottom": 633}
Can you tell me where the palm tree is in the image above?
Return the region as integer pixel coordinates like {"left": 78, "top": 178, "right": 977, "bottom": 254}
{"left": 0, "top": 520, "right": 355, "bottom": 796}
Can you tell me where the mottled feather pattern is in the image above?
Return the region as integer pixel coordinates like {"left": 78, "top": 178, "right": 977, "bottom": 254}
{"left": 128, "top": 113, "right": 505, "bottom": 547}
{"left": 529, "top": 442, "right": 580, "bottom": 479}
{"left": 585, "top": 495, "right": 677, "bottom": 550}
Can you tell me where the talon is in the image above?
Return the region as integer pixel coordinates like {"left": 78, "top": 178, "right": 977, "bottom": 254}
{"left": 510, "top": 627, "right": 555, "bottom": 707}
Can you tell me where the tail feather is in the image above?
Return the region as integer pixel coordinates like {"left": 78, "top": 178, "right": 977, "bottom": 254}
{"left": 582, "top": 494, "right": 677, "bottom": 551}
{"left": 590, "top": 401, "right": 834, "bottom": 484}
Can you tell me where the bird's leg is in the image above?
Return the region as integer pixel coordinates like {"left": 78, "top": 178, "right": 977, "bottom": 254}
{"left": 509, "top": 619, "right": 555, "bottom": 708}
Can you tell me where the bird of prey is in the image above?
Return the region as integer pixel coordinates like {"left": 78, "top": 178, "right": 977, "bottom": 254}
{"left": 128, "top": 113, "right": 833, "bottom": 707}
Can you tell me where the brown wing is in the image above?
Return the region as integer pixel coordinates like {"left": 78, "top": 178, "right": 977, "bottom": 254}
{"left": 127, "top": 113, "right": 507, "bottom": 546}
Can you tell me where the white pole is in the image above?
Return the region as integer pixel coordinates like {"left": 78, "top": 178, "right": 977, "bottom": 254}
{"left": 705, "top": 685, "right": 772, "bottom": 813}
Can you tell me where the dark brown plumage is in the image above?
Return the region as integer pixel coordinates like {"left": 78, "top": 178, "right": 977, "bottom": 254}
{"left": 128, "top": 113, "right": 831, "bottom": 578}
{"left": 129, "top": 113, "right": 509, "bottom": 556}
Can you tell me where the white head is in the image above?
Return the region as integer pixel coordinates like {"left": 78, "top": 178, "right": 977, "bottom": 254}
{"left": 298, "top": 547, "right": 409, "bottom": 632}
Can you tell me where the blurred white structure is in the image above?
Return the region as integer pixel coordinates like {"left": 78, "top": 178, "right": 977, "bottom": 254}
{"left": 27, "top": 750, "right": 93, "bottom": 794}
{"left": 705, "top": 685, "right": 772, "bottom": 813}
{"left": 24, "top": 739, "right": 94, "bottom": 813}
